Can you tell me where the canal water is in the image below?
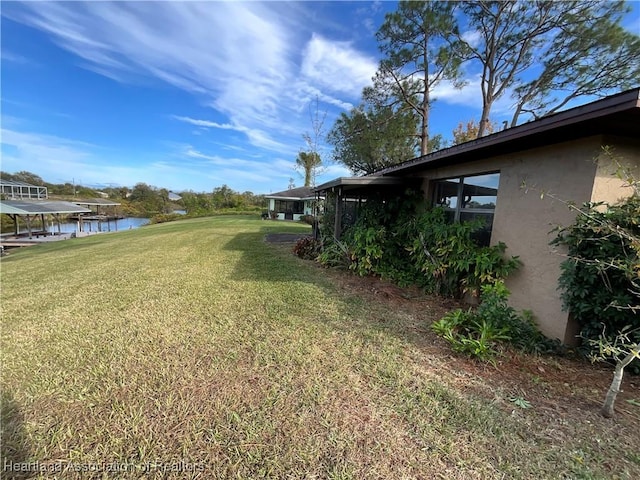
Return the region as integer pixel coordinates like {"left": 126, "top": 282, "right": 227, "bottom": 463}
{"left": 52, "top": 217, "right": 150, "bottom": 234}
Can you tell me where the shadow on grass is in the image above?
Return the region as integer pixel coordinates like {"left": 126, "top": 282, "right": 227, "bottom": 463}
{"left": 223, "top": 227, "right": 314, "bottom": 284}
{"left": 1, "top": 391, "right": 34, "bottom": 479}
{"left": 223, "top": 228, "right": 444, "bottom": 350}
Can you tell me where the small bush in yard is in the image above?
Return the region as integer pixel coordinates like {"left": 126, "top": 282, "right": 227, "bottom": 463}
{"left": 293, "top": 236, "right": 320, "bottom": 260}
{"left": 432, "top": 281, "right": 560, "bottom": 361}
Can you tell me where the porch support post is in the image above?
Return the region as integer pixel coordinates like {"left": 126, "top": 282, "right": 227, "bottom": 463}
{"left": 10, "top": 214, "right": 18, "bottom": 236}
{"left": 25, "top": 215, "right": 33, "bottom": 239}
{"left": 333, "top": 187, "right": 342, "bottom": 239}
{"left": 313, "top": 191, "right": 320, "bottom": 240}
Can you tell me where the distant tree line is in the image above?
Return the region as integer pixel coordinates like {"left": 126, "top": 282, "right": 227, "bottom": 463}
{"left": 179, "top": 185, "right": 265, "bottom": 216}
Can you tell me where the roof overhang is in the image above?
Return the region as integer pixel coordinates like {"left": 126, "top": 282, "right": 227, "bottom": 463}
{"left": 314, "top": 176, "right": 408, "bottom": 193}
{"left": 376, "top": 88, "right": 640, "bottom": 176}
{"left": 73, "top": 198, "right": 121, "bottom": 206}
{"left": 264, "top": 195, "right": 316, "bottom": 201}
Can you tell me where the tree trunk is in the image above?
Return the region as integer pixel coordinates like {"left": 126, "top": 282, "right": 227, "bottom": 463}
{"left": 601, "top": 345, "right": 639, "bottom": 418}
{"left": 478, "top": 104, "right": 491, "bottom": 138}
{"left": 420, "top": 43, "right": 430, "bottom": 156}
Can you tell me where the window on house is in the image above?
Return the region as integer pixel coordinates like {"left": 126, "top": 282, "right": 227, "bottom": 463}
{"left": 274, "top": 200, "right": 304, "bottom": 214}
{"left": 433, "top": 172, "right": 500, "bottom": 246}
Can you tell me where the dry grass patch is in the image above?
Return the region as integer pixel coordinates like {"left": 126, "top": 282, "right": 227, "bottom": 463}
{"left": 1, "top": 216, "right": 639, "bottom": 479}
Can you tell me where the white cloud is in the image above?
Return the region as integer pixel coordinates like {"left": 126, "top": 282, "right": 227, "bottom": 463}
{"left": 0, "top": 128, "right": 159, "bottom": 187}
{"left": 0, "top": 50, "right": 33, "bottom": 65}
{"left": 432, "top": 75, "right": 515, "bottom": 120}
{"left": 461, "top": 29, "right": 483, "bottom": 48}
{"left": 172, "top": 116, "right": 236, "bottom": 130}
{"left": 432, "top": 78, "right": 481, "bottom": 108}
{"left": 181, "top": 146, "right": 298, "bottom": 188}
{"left": 301, "top": 33, "right": 377, "bottom": 97}
{"left": 4, "top": 3, "right": 303, "bottom": 149}
{"left": 4, "top": 1, "right": 383, "bottom": 157}
{"left": 173, "top": 116, "right": 295, "bottom": 154}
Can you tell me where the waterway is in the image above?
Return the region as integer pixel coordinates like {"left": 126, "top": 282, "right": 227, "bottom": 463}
{"left": 51, "top": 217, "right": 150, "bottom": 234}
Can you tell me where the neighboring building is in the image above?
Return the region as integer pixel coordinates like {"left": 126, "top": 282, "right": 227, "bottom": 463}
{"left": 168, "top": 192, "right": 182, "bottom": 202}
{"left": 316, "top": 88, "right": 640, "bottom": 344}
{"left": 265, "top": 186, "right": 316, "bottom": 221}
{"left": 0, "top": 180, "right": 48, "bottom": 199}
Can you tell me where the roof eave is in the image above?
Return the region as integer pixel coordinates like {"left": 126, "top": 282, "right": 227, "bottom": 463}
{"left": 377, "top": 87, "right": 640, "bottom": 176}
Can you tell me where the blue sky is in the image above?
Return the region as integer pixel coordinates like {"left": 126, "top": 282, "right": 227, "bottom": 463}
{"left": 1, "top": 1, "right": 639, "bottom": 195}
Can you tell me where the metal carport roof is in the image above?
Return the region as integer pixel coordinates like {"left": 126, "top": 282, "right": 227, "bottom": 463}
{"left": 0, "top": 200, "right": 91, "bottom": 215}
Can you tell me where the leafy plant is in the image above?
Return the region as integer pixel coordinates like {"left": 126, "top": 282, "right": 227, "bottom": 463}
{"left": 509, "top": 396, "right": 532, "bottom": 409}
{"left": 432, "top": 281, "right": 560, "bottom": 361}
{"left": 299, "top": 214, "right": 316, "bottom": 225}
{"left": 293, "top": 236, "right": 320, "bottom": 260}
{"left": 586, "top": 327, "right": 639, "bottom": 418}
{"left": 408, "top": 208, "right": 521, "bottom": 297}
{"left": 317, "top": 238, "right": 352, "bottom": 269}
{"left": 347, "top": 226, "right": 386, "bottom": 276}
{"left": 149, "top": 212, "right": 183, "bottom": 224}
{"left": 532, "top": 148, "right": 640, "bottom": 416}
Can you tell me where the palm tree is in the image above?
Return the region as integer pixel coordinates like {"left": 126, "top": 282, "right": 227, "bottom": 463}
{"left": 296, "top": 151, "right": 322, "bottom": 187}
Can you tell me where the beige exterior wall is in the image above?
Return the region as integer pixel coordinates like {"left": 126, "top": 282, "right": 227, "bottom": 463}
{"left": 416, "top": 136, "right": 629, "bottom": 342}
{"left": 590, "top": 137, "right": 640, "bottom": 205}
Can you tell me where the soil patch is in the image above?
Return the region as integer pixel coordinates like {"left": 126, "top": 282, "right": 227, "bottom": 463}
{"left": 264, "top": 233, "right": 311, "bottom": 243}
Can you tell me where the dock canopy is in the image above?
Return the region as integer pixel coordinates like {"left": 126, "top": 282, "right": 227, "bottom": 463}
{"left": 0, "top": 199, "right": 91, "bottom": 238}
{"left": 0, "top": 199, "right": 92, "bottom": 215}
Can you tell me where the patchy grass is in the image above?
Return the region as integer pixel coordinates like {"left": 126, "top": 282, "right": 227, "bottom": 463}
{"left": 1, "top": 216, "right": 638, "bottom": 479}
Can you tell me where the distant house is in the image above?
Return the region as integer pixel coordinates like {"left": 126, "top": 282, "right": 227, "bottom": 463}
{"left": 264, "top": 186, "right": 316, "bottom": 221}
{"left": 316, "top": 88, "right": 640, "bottom": 344}
{"left": 168, "top": 192, "right": 182, "bottom": 202}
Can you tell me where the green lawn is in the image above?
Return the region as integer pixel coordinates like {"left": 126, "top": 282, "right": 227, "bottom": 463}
{"left": 1, "top": 216, "right": 638, "bottom": 479}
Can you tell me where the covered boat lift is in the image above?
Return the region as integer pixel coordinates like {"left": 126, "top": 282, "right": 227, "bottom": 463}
{"left": 71, "top": 198, "right": 123, "bottom": 233}
{"left": 0, "top": 199, "right": 91, "bottom": 238}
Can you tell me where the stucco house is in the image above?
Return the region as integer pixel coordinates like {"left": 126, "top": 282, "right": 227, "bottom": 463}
{"left": 265, "top": 186, "right": 316, "bottom": 221}
{"left": 315, "top": 88, "right": 640, "bottom": 343}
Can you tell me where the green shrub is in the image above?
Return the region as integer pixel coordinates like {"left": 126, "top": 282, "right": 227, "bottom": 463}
{"left": 318, "top": 187, "right": 520, "bottom": 297}
{"left": 149, "top": 213, "right": 183, "bottom": 224}
{"left": 347, "top": 225, "right": 386, "bottom": 276}
{"left": 293, "top": 236, "right": 320, "bottom": 260}
{"left": 552, "top": 195, "right": 640, "bottom": 372}
{"left": 316, "top": 238, "right": 352, "bottom": 269}
{"left": 407, "top": 208, "right": 521, "bottom": 297}
{"left": 432, "top": 281, "right": 560, "bottom": 361}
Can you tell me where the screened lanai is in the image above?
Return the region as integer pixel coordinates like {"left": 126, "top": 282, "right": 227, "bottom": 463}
{"left": 314, "top": 176, "right": 418, "bottom": 238}
{"left": 0, "top": 179, "right": 48, "bottom": 199}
